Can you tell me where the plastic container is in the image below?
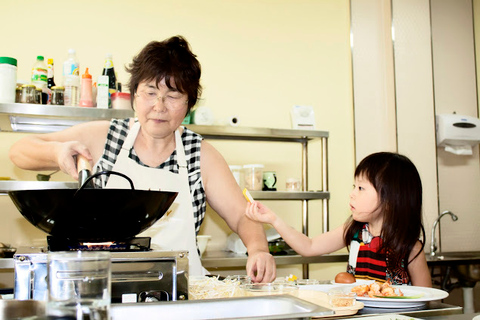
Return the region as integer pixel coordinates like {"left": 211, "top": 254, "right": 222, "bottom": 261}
{"left": 328, "top": 289, "right": 356, "bottom": 307}
{"left": 243, "top": 164, "right": 264, "bottom": 191}
{"left": 0, "top": 57, "right": 17, "bottom": 103}
{"left": 228, "top": 165, "right": 242, "bottom": 187}
{"left": 111, "top": 92, "right": 131, "bottom": 109}
{"left": 239, "top": 283, "right": 299, "bottom": 297}
{"left": 79, "top": 68, "right": 93, "bottom": 107}
{"left": 286, "top": 177, "right": 302, "bottom": 192}
{"left": 96, "top": 75, "right": 109, "bottom": 109}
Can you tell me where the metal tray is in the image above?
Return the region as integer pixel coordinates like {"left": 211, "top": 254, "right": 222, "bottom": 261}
{"left": 111, "top": 295, "right": 334, "bottom": 320}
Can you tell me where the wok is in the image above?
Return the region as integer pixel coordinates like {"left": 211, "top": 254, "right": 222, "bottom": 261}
{"left": 8, "top": 170, "right": 178, "bottom": 242}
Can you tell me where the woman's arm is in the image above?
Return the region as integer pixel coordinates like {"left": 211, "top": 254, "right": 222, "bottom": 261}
{"left": 408, "top": 241, "right": 432, "bottom": 287}
{"left": 200, "top": 140, "right": 276, "bottom": 283}
{"left": 9, "top": 120, "right": 110, "bottom": 179}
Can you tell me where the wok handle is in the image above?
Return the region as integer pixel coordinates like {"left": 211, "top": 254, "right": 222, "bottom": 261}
{"left": 77, "top": 155, "right": 94, "bottom": 189}
{"left": 79, "top": 171, "right": 136, "bottom": 191}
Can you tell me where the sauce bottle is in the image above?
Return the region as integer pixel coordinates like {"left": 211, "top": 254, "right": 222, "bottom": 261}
{"left": 79, "top": 68, "right": 93, "bottom": 107}
{"left": 31, "top": 56, "right": 48, "bottom": 104}
{"left": 102, "top": 53, "right": 117, "bottom": 94}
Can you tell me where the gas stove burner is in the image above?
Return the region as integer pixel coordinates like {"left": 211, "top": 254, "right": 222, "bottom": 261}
{"left": 47, "top": 236, "right": 151, "bottom": 252}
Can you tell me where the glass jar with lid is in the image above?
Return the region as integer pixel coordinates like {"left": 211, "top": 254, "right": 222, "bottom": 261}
{"left": 20, "top": 84, "right": 36, "bottom": 103}
{"left": 51, "top": 86, "right": 65, "bottom": 105}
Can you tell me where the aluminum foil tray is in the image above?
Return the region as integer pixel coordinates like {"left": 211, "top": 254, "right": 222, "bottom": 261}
{"left": 111, "top": 295, "right": 334, "bottom": 320}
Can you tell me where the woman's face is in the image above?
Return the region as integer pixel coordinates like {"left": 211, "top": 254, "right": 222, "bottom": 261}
{"left": 134, "top": 78, "right": 188, "bottom": 138}
{"left": 349, "top": 175, "right": 382, "bottom": 224}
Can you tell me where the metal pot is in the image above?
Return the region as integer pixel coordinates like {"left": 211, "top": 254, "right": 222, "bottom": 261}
{"left": 8, "top": 170, "right": 178, "bottom": 242}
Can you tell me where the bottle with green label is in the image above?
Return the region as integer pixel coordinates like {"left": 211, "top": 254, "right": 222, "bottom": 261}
{"left": 31, "top": 56, "right": 48, "bottom": 89}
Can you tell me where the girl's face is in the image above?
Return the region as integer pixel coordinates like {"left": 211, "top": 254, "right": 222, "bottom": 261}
{"left": 349, "top": 175, "right": 382, "bottom": 224}
{"left": 134, "top": 78, "right": 188, "bottom": 139}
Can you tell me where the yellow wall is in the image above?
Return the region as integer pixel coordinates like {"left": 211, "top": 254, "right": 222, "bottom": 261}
{"left": 0, "top": 0, "right": 354, "bottom": 282}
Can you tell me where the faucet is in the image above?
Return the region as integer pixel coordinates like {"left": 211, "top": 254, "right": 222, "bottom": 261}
{"left": 430, "top": 210, "right": 458, "bottom": 256}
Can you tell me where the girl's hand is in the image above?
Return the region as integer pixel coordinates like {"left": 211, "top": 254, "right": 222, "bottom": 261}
{"left": 245, "top": 201, "right": 278, "bottom": 225}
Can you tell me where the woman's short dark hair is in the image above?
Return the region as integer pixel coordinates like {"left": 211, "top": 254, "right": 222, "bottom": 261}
{"left": 126, "top": 35, "right": 202, "bottom": 114}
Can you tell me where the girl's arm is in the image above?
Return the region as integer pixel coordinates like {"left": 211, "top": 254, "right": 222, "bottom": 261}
{"left": 407, "top": 241, "right": 432, "bottom": 287}
{"left": 245, "top": 201, "right": 346, "bottom": 257}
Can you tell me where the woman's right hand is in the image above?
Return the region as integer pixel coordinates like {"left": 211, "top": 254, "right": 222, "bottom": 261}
{"left": 245, "top": 201, "right": 278, "bottom": 225}
{"left": 54, "top": 141, "right": 93, "bottom": 180}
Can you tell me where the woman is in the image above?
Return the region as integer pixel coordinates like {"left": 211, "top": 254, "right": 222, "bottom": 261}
{"left": 9, "top": 36, "right": 276, "bottom": 282}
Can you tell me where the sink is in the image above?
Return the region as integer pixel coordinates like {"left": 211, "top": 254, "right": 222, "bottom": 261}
{"left": 427, "top": 251, "right": 480, "bottom": 285}
{"left": 427, "top": 251, "right": 480, "bottom": 263}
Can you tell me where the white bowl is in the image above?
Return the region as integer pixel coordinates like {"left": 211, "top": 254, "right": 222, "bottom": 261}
{"left": 197, "top": 235, "right": 211, "bottom": 257}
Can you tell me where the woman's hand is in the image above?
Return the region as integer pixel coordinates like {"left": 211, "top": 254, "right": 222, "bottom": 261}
{"left": 245, "top": 201, "right": 278, "bottom": 225}
{"left": 246, "top": 250, "right": 276, "bottom": 283}
{"left": 54, "top": 141, "right": 93, "bottom": 180}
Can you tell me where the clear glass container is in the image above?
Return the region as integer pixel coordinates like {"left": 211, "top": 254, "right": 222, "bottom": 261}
{"left": 243, "top": 164, "right": 264, "bottom": 191}
{"left": 20, "top": 84, "right": 36, "bottom": 103}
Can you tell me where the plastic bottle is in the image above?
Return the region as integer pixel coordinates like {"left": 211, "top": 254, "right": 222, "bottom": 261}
{"left": 63, "top": 49, "right": 80, "bottom": 106}
{"left": 31, "top": 56, "right": 48, "bottom": 104}
{"left": 102, "top": 53, "right": 117, "bottom": 94}
{"left": 31, "top": 56, "right": 48, "bottom": 89}
{"left": 79, "top": 68, "right": 93, "bottom": 107}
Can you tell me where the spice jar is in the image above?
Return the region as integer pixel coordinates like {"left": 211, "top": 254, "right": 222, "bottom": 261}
{"left": 20, "top": 84, "right": 36, "bottom": 103}
{"left": 51, "top": 86, "right": 65, "bottom": 105}
{"left": 35, "top": 87, "right": 42, "bottom": 104}
{"left": 286, "top": 178, "right": 301, "bottom": 192}
{"left": 15, "top": 86, "right": 22, "bottom": 102}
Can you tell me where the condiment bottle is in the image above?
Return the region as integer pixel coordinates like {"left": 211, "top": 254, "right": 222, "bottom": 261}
{"left": 47, "top": 58, "right": 56, "bottom": 104}
{"left": 63, "top": 49, "right": 80, "bottom": 106}
{"left": 102, "top": 53, "right": 117, "bottom": 94}
{"left": 79, "top": 68, "right": 93, "bottom": 107}
{"left": 31, "top": 55, "right": 48, "bottom": 104}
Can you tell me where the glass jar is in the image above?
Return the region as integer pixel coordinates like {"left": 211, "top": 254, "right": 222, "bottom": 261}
{"left": 51, "top": 86, "right": 65, "bottom": 105}
{"left": 20, "top": 84, "right": 36, "bottom": 103}
{"left": 35, "top": 88, "right": 42, "bottom": 104}
{"left": 15, "top": 86, "right": 22, "bottom": 102}
{"left": 243, "top": 164, "right": 264, "bottom": 191}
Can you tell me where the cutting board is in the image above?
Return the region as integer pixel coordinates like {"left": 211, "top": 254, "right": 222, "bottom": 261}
{"left": 298, "top": 290, "right": 364, "bottom": 318}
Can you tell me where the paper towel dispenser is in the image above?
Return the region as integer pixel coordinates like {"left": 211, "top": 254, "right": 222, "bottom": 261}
{"left": 436, "top": 113, "right": 480, "bottom": 155}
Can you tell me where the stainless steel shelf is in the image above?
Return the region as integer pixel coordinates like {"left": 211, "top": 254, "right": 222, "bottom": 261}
{"left": 250, "top": 191, "right": 329, "bottom": 200}
{"left": 201, "top": 250, "right": 348, "bottom": 268}
{"left": 0, "top": 181, "right": 77, "bottom": 194}
{"left": 186, "top": 124, "right": 328, "bottom": 141}
{"left": 0, "top": 103, "right": 133, "bottom": 121}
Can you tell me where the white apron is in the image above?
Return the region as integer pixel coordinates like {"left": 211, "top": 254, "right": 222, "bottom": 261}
{"left": 100, "top": 122, "right": 204, "bottom": 276}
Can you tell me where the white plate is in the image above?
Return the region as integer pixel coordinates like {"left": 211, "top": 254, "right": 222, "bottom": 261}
{"left": 337, "top": 285, "right": 449, "bottom": 308}
{"left": 330, "top": 279, "right": 374, "bottom": 286}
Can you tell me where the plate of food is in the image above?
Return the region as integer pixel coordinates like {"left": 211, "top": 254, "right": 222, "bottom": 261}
{"left": 337, "top": 282, "right": 449, "bottom": 308}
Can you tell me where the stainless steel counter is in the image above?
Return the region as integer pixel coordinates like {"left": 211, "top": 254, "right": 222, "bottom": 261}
{"left": 201, "top": 250, "right": 349, "bottom": 268}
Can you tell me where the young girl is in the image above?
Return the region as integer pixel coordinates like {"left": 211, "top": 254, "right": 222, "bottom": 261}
{"left": 246, "top": 152, "right": 432, "bottom": 287}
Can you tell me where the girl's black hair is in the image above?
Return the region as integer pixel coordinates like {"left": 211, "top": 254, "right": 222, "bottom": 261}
{"left": 343, "top": 152, "right": 426, "bottom": 272}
